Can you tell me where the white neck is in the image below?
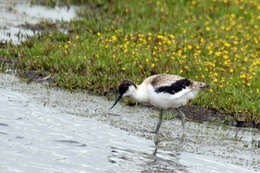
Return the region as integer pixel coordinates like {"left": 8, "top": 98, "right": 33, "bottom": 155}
{"left": 129, "top": 84, "right": 148, "bottom": 104}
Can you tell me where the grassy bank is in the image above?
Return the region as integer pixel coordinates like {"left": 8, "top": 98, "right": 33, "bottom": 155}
{"left": 0, "top": 0, "right": 259, "bottom": 124}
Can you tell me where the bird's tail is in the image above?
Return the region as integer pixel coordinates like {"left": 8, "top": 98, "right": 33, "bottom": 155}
{"left": 192, "top": 81, "right": 209, "bottom": 89}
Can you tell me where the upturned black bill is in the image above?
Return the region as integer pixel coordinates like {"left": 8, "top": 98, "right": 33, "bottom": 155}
{"left": 110, "top": 95, "right": 122, "bottom": 109}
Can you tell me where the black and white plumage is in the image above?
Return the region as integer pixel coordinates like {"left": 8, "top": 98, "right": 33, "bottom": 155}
{"left": 111, "top": 74, "right": 207, "bottom": 110}
{"left": 110, "top": 74, "right": 207, "bottom": 154}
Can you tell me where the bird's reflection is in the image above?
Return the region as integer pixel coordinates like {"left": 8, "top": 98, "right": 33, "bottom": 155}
{"left": 109, "top": 145, "right": 187, "bottom": 173}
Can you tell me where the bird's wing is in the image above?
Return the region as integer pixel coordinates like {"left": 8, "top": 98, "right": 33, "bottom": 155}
{"left": 154, "top": 78, "right": 192, "bottom": 95}
{"left": 149, "top": 74, "right": 185, "bottom": 88}
{"left": 142, "top": 74, "right": 205, "bottom": 95}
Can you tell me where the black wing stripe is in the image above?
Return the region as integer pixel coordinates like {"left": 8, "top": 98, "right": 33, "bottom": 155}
{"left": 155, "top": 79, "right": 191, "bottom": 94}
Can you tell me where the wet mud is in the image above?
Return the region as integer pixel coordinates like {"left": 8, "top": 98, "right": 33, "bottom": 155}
{"left": 0, "top": 73, "right": 259, "bottom": 173}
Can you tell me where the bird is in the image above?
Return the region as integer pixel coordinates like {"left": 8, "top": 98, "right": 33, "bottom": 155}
{"left": 110, "top": 74, "right": 207, "bottom": 154}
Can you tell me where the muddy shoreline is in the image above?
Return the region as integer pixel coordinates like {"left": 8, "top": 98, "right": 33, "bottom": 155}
{"left": 1, "top": 72, "right": 259, "bottom": 172}
{"left": 1, "top": 58, "right": 259, "bottom": 129}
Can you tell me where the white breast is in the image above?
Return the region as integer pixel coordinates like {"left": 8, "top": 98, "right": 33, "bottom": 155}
{"left": 130, "top": 84, "right": 149, "bottom": 104}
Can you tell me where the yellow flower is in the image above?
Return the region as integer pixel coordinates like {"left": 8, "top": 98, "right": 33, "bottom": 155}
{"left": 160, "top": 8, "right": 164, "bottom": 12}
{"left": 145, "top": 58, "right": 149, "bottom": 63}
{"left": 191, "top": 0, "right": 197, "bottom": 5}
{"left": 223, "top": 55, "right": 228, "bottom": 59}
{"left": 169, "top": 34, "right": 175, "bottom": 39}
{"left": 224, "top": 61, "right": 228, "bottom": 65}
{"left": 200, "top": 37, "right": 204, "bottom": 43}
{"left": 247, "top": 83, "right": 251, "bottom": 87}
{"left": 240, "top": 74, "right": 246, "bottom": 79}
{"left": 187, "top": 45, "right": 192, "bottom": 50}
{"left": 213, "top": 78, "right": 218, "bottom": 83}
{"left": 157, "top": 35, "right": 163, "bottom": 39}
{"left": 64, "top": 45, "right": 68, "bottom": 49}
{"left": 254, "top": 37, "right": 258, "bottom": 44}
{"left": 75, "top": 35, "right": 79, "bottom": 40}
{"left": 97, "top": 32, "right": 101, "bottom": 36}
{"left": 178, "top": 50, "right": 182, "bottom": 56}
{"left": 206, "top": 27, "right": 211, "bottom": 31}
{"left": 122, "top": 67, "right": 126, "bottom": 71}
{"left": 226, "top": 26, "right": 231, "bottom": 31}
{"left": 215, "top": 51, "right": 221, "bottom": 56}
{"left": 224, "top": 42, "right": 230, "bottom": 47}
{"left": 230, "top": 69, "right": 234, "bottom": 73}
{"left": 151, "top": 63, "right": 155, "bottom": 68}
{"left": 112, "top": 36, "right": 117, "bottom": 41}
{"left": 257, "top": 88, "right": 260, "bottom": 94}
{"left": 233, "top": 41, "right": 238, "bottom": 45}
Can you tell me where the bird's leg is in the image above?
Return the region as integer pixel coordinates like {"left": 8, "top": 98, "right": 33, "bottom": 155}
{"left": 155, "top": 109, "right": 163, "bottom": 135}
{"left": 153, "top": 109, "right": 163, "bottom": 155}
{"left": 178, "top": 109, "right": 186, "bottom": 138}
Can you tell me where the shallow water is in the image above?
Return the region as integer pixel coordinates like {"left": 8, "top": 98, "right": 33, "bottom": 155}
{"left": 0, "top": 74, "right": 161, "bottom": 173}
{"left": 0, "top": 0, "right": 77, "bottom": 44}
{"left": 0, "top": 73, "right": 259, "bottom": 173}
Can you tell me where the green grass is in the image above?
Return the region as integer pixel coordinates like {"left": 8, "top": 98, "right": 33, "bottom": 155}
{"left": 0, "top": 0, "right": 259, "bottom": 123}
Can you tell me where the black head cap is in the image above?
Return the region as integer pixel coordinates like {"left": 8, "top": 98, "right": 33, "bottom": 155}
{"left": 110, "top": 80, "right": 136, "bottom": 110}
{"left": 118, "top": 80, "right": 135, "bottom": 95}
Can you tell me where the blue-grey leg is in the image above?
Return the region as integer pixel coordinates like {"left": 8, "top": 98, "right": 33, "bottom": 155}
{"left": 153, "top": 109, "right": 163, "bottom": 155}
{"left": 178, "top": 110, "right": 186, "bottom": 137}
{"left": 155, "top": 109, "right": 163, "bottom": 135}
